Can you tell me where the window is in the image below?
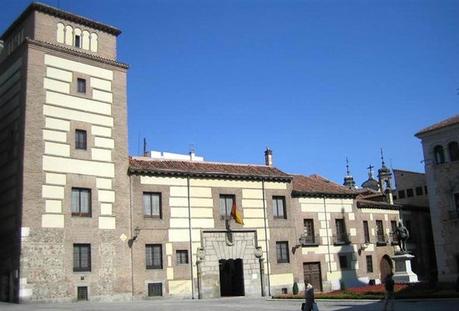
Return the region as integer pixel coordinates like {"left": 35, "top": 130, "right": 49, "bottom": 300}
{"left": 143, "top": 192, "right": 161, "bottom": 218}
{"left": 363, "top": 221, "right": 370, "bottom": 243}
{"left": 455, "top": 194, "right": 459, "bottom": 217}
{"left": 176, "top": 250, "right": 189, "bottom": 265}
{"left": 406, "top": 188, "right": 414, "bottom": 197}
{"left": 434, "top": 145, "right": 445, "bottom": 164}
{"left": 73, "top": 244, "right": 91, "bottom": 272}
{"left": 335, "top": 218, "right": 348, "bottom": 244}
{"left": 424, "top": 186, "right": 428, "bottom": 194}
{"left": 77, "top": 78, "right": 86, "bottom": 93}
{"left": 148, "top": 283, "right": 162, "bottom": 297}
{"left": 276, "top": 241, "right": 290, "bottom": 263}
{"left": 75, "top": 129, "right": 87, "bottom": 150}
{"left": 376, "top": 220, "right": 385, "bottom": 244}
{"left": 77, "top": 286, "right": 88, "bottom": 301}
{"left": 366, "top": 255, "right": 373, "bottom": 273}
{"left": 71, "top": 188, "right": 91, "bottom": 217}
{"left": 391, "top": 220, "right": 398, "bottom": 242}
{"left": 339, "top": 255, "right": 349, "bottom": 270}
{"left": 146, "top": 244, "right": 162, "bottom": 269}
{"left": 272, "top": 196, "right": 287, "bottom": 219}
{"left": 75, "top": 35, "right": 81, "bottom": 48}
{"left": 415, "top": 186, "right": 423, "bottom": 196}
{"left": 303, "top": 219, "right": 316, "bottom": 244}
{"left": 398, "top": 190, "right": 406, "bottom": 199}
{"left": 219, "top": 194, "right": 235, "bottom": 219}
{"left": 449, "top": 142, "right": 459, "bottom": 161}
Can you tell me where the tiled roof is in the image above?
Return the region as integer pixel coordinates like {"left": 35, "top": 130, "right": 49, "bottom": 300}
{"left": 129, "top": 157, "right": 292, "bottom": 182}
{"left": 357, "top": 199, "right": 400, "bottom": 210}
{"left": 415, "top": 115, "right": 459, "bottom": 137}
{"left": 1, "top": 2, "right": 121, "bottom": 40}
{"left": 291, "top": 175, "right": 357, "bottom": 198}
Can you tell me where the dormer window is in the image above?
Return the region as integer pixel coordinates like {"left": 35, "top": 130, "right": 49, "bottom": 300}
{"left": 75, "top": 35, "right": 81, "bottom": 48}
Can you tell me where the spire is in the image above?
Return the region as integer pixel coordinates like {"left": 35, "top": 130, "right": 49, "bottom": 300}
{"left": 367, "top": 164, "right": 375, "bottom": 179}
{"left": 380, "top": 148, "right": 387, "bottom": 168}
{"left": 343, "top": 157, "right": 356, "bottom": 189}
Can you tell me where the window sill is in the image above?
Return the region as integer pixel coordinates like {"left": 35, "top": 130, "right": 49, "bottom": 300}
{"left": 302, "top": 243, "right": 320, "bottom": 247}
{"left": 376, "top": 241, "right": 387, "bottom": 246}
{"left": 333, "top": 241, "right": 351, "bottom": 246}
{"left": 273, "top": 217, "right": 287, "bottom": 220}
{"left": 146, "top": 267, "right": 163, "bottom": 270}
{"left": 71, "top": 214, "right": 92, "bottom": 218}
{"left": 144, "top": 216, "right": 162, "bottom": 219}
{"left": 73, "top": 269, "right": 91, "bottom": 273}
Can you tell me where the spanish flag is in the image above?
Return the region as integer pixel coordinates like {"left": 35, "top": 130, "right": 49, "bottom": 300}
{"left": 230, "top": 199, "right": 244, "bottom": 225}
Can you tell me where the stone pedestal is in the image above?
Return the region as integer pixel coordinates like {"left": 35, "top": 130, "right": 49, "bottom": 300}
{"left": 391, "top": 253, "right": 418, "bottom": 283}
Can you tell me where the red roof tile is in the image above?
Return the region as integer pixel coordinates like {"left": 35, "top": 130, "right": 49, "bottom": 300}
{"left": 292, "top": 175, "right": 357, "bottom": 198}
{"left": 129, "top": 157, "right": 291, "bottom": 181}
{"left": 415, "top": 115, "right": 459, "bottom": 137}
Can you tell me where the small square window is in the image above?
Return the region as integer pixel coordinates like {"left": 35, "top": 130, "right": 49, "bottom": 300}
{"left": 75, "top": 129, "right": 87, "bottom": 150}
{"left": 77, "top": 78, "right": 86, "bottom": 93}
{"left": 276, "top": 241, "right": 290, "bottom": 263}
{"left": 398, "top": 190, "right": 406, "bottom": 199}
{"left": 77, "top": 286, "right": 88, "bottom": 301}
{"left": 75, "top": 35, "right": 81, "bottom": 48}
{"left": 176, "top": 250, "right": 189, "bottom": 265}
{"left": 406, "top": 188, "right": 414, "bottom": 197}
{"left": 148, "top": 283, "right": 162, "bottom": 297}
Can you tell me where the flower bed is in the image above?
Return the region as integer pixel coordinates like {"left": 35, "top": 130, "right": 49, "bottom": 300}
{"left": 273, "top": 283, "right": 459, "bottom": 300}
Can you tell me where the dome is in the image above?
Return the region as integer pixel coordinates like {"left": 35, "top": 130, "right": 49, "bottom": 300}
{"left": 361, "top": 177, "right": 379, "bottom": 191}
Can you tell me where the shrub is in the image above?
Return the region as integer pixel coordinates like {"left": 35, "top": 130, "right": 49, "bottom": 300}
{"left": 293, "top": 282, "right": 299, "bottom": 295}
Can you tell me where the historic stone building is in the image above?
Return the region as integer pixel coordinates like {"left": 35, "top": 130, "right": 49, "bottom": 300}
{"left": 0, "top": 3, "right": 401, "bottom": 303}
{"left": 416, "top": 115, "right": 459, "bottom": 284}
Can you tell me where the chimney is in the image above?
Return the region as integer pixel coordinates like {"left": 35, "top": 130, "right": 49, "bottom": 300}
{"left": 264, "top": 147, "right": 273, "bottom": 167}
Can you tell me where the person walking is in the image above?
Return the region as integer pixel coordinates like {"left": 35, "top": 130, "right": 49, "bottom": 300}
{"left": 302, "top": 281, "right": 315, "bottom": 311}
{"left": 383, "top": 273, "right": 395, "bottom": 311}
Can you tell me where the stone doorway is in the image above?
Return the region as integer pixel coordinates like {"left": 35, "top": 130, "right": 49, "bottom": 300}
{"left": 219, "top": 258, "right": 245, "bottom": 296}
{"left": 199, "top": 230, "right": 262, "bottom": 298}
{"left": 380, "top": 255, "right": 393, "bottom": 282}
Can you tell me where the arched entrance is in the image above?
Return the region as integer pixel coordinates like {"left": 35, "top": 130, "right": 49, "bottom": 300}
{"left": 380, "top": 255, "right": 393, "bottom": 281}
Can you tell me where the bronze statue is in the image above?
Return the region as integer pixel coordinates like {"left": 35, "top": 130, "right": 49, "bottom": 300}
{"left": 394, "top": 220, "right": 409, "bottom": 253}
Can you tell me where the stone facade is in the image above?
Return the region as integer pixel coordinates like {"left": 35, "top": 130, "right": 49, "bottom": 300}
{"left": 416, "top": 116, "right": 459, "bottom": 283}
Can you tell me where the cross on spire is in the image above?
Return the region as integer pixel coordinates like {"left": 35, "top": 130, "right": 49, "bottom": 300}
{"left": 367, "top": 164, "right": 374, "bottom": 178}
{"left": 345, "top": 157, "right": 351, "bottom": 176}
{"left": 380, "top": 148, "right": 386, "bottom": 166}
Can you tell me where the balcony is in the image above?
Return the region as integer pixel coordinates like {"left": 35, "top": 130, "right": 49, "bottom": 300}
{"left": 376, "top": 234, "right": 388, "bottom": 246}
{"left": 300, "top": 234, "right": 320, "bottom": 247}
{"left": 333, "top": 233, "right": 350, "bottom": 245}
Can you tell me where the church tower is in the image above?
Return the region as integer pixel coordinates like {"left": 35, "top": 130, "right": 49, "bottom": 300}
{"left": 343, "top": 157, "right": 356, "bottom": 189}
{"left": 378, "top": 149, "right": 394, "bottom": 204}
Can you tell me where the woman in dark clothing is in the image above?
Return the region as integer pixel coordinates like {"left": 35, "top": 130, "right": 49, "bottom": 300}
{"left": 303, "top": 281, "right": 315, "bottom": 311}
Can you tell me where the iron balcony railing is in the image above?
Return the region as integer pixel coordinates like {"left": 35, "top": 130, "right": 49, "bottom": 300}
{"left": 300, "top": 234, "right": 321, "bottom": 246}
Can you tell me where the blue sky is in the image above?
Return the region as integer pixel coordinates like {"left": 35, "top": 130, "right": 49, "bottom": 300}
{"left": 1, "top": 0, "right": 458, "bottom": 185}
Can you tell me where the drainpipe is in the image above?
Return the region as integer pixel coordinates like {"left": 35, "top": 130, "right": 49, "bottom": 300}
{"left": 323, "top": 197, "right": 332, "bottom": 272}
{"left": 129, "top": 174, "right": 135, "bottom": 299}
{"left": 186, "top": 176, "right": 195, "bottom": 299}
{"left": 261, "top": 179, "right": 271, "bottom": 296}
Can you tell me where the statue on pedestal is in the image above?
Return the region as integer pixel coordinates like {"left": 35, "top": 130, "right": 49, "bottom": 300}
{"left": 394, "top": 220, "right": 409, "bottom": 253}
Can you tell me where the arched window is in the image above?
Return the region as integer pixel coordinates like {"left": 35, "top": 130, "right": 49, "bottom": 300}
{"left": 448, "top": 141, "right": 459, "bottom": 162}
{"left": 74, "top": 28, "right": 82, "bottom": 48}
{"left": 65, "top": 25, "right": 73, "bottom": 46}
{"left": 90, "top": 33, "right": 98, "bottom": 52}
{"left": 434, "top": 145, "right": 445, "bottom": 164}
{"left": 56, "top": 23, "right": 65, "bottom": 43}
{"left": 82, "top": 30, "right": 90, "bottom": 50}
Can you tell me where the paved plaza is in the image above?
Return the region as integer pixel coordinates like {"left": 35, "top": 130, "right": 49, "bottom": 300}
{"left": 0, "top": 298, "right": 457, "bottom": 311}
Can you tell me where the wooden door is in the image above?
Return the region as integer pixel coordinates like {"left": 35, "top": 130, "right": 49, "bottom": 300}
{"left": 303, "top": 262, "right": 322, "bottom": 292}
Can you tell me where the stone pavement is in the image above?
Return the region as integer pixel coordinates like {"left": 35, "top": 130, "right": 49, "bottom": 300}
{"left": 0, "top": 297, "right": 458, "bottom": 311}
